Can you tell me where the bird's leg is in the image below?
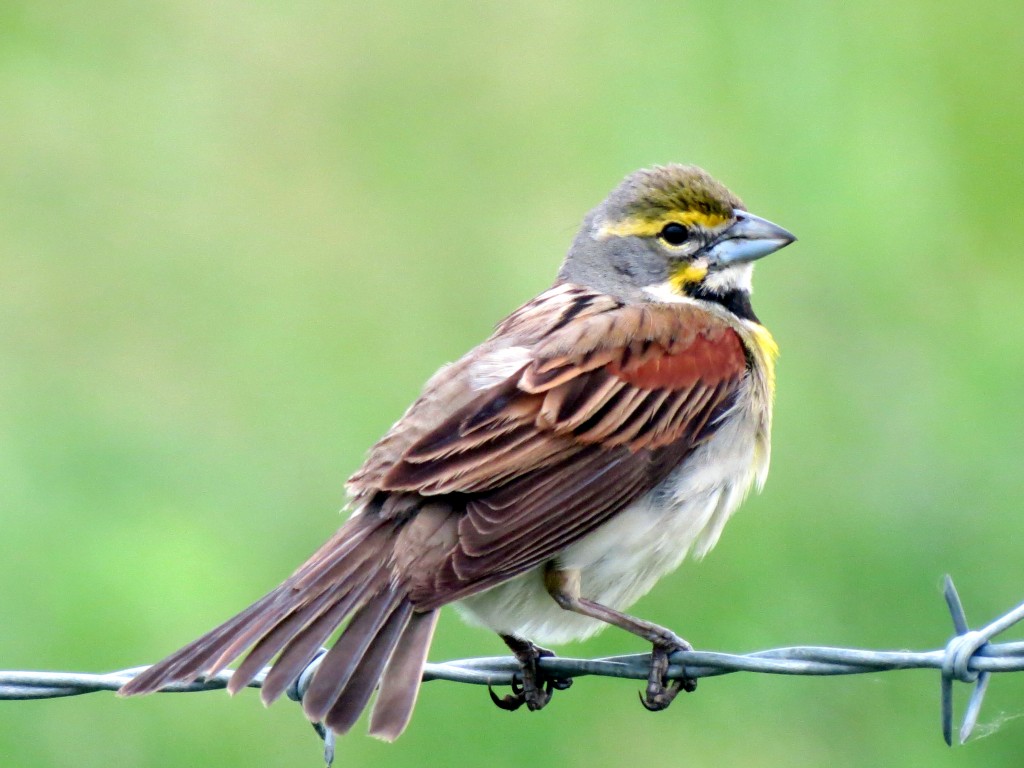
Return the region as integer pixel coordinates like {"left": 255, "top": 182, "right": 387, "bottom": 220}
{"left": 544, "top": 564, "right": 696, "bottom": 711}
{"left": 488, "top": 634, "right": 573, "bottom": 712}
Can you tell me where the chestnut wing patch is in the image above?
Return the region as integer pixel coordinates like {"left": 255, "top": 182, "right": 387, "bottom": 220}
{"left": 376, "top": 304, "right": 749, "bottom": 604}
{"left": 381, "top": 307, "right": 746, "bottom": 494}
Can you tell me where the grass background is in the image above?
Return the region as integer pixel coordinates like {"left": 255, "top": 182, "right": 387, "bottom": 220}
{"left": 3, "top": 1, "right": 1024, "bottom": 766}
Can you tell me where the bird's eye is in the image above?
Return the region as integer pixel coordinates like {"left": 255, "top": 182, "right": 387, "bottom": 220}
{"left": 659, "top": 222, "right": 689, "bottom": 246}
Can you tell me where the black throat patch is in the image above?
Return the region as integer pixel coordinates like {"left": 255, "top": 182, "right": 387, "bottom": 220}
{"left": 688, "top": 286, "right": 760, "bottom": 323}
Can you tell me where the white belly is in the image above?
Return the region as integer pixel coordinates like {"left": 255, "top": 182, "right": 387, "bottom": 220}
{"left": 456, "top": 392, "right": 768, "bottom": 645}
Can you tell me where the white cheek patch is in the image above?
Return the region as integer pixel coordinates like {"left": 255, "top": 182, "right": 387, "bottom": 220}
{"left": 468, "top": 346, "right": 533, "bottom": 390}
{"left": 643, "top": 263, "right": 755, "bottom": 307}
{"left": 703, "top": 263, "right": 754, "bottom": 294}
{"left": 642, "top": 282, "right": 691, "bottom": 304}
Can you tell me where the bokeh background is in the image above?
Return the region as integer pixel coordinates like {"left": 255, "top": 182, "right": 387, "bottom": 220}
{"left": 3, "top": 2, "right": 1024, "bottom": 766}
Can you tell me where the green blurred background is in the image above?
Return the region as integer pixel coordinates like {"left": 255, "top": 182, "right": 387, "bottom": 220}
{"left": 3, "top": 1, "right": 1024, "bottom": 766}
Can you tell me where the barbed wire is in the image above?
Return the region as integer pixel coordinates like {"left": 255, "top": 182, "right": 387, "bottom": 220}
{"left": 3, "top": 576, "right": 1023, "bottom": 764}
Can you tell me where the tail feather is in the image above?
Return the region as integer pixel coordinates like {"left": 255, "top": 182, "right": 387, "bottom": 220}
{"left": 288, "top": 520, "right": 378, "bottom": 586}
{"left": 323, "top": 599, "right": 413, "bottom": 735}
{"left": 203, "top": 595, "right": 306, "bottom": 680}
{"left": 257, "top": 572, "right": 387, "bottom": 704}
{"left": 119, "top": 514, "right": 438, "bottom": 740}
{"left": 118, "top": 588, "right": 284, "bottom": 696}
{"left": 369, "top": 609, "right": 439, "bottom": 741}
{"left": 229, "top": 540, "right": 394, "bottom": 698}
{"left": 226, "top": 584, "right": 346, "bottom": 698}
{"left": 211, "top": 522, "right": 393, "bottom": 679}
{"left": 302, "top": 583, "right": 402, "bottom": 722}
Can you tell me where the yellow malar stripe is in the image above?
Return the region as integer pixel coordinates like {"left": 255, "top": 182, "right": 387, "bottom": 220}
{"left": 668, "top": 263, "right": 708, "bottom": 293}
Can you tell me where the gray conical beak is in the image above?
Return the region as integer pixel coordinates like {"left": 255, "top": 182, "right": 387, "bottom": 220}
{"left": 705, "top": 210, "right": 796, "bottom": 267}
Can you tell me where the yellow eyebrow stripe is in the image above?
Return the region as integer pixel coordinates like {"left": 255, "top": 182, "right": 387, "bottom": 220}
{"left": 597, "top": 210, "right": 729, "bottom": 239}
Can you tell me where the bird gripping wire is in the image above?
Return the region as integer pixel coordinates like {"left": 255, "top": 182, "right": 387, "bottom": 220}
{"left": 2, "top": 575, "right": 1023, "bottom": 765}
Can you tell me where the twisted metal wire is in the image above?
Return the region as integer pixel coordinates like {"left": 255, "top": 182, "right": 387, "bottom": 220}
{"left": 3, "top": 577, "right": 1022, "bottom": 755}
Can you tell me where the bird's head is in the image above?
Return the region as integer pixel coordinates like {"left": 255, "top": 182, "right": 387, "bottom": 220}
{"left": 559, "top": 165, "right": 795, "bottom": 319}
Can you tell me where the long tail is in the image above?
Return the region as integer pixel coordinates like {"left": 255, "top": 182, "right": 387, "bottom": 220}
{"left": 118, "top": 514, "right": 439, "bottom": 741}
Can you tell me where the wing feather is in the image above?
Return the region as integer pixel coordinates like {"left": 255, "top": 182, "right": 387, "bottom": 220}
{"left": 356, "top": 286, "right": 749, "bottom": 607}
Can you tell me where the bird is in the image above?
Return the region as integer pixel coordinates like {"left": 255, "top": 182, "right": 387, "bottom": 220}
{"left": 119, "top": 164, "right": 795, "bottom": 742}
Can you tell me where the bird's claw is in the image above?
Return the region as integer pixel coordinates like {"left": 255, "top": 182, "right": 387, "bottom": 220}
{"left": 638, "top": 679, "right": 686, "bottom": 711}
{"left": 489, "top": 672, "right": 570, "bottom": 712}
{"left": 639, "top": 639, "right": 696, "bottom": 712}
{"left": 488, "top": 640, "right": 572, "bottom": 712}
{"left": 489, "top": 683, "right": 527, "bottom": 711}
{"left": 549, "top": 676, "right": 574, "bottom": 691}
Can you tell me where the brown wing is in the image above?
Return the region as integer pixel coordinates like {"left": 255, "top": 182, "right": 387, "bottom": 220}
{"left": 347, "top": 284, "right": 623, "bottom": 489}
{"left": 357, "top": 290, "right": 750, "bottom": 608}
{"left": 118, "top": 286, "right": 747, "bottom": 740}
{"left": 379, "top": 312, "right": 743, "bottom": 492}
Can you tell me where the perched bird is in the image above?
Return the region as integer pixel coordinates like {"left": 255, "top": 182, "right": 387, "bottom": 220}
{"left": 119, "top": 164, "right": 795, "bottom": 741}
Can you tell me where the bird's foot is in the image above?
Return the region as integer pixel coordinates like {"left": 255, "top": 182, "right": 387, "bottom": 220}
{"left": 639, "top": 634, "right": 697, "bottom": 712}
{"left": 489, "top": 636, "right": 573, "bottom": 712}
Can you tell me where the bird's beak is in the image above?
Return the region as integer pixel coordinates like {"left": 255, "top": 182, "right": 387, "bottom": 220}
{"left": 704, "top": 210, "right": 796, "bottom": 267}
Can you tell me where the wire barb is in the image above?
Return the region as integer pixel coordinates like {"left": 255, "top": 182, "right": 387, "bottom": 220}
{"left": 2, "top": 576, "right": 1023, "bottom": 754}
{"left": 285, "top": 649, "right": 335, "bottom": 767}
{"left": 939, "top": 575, "right": 1024, "bottom": 745}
